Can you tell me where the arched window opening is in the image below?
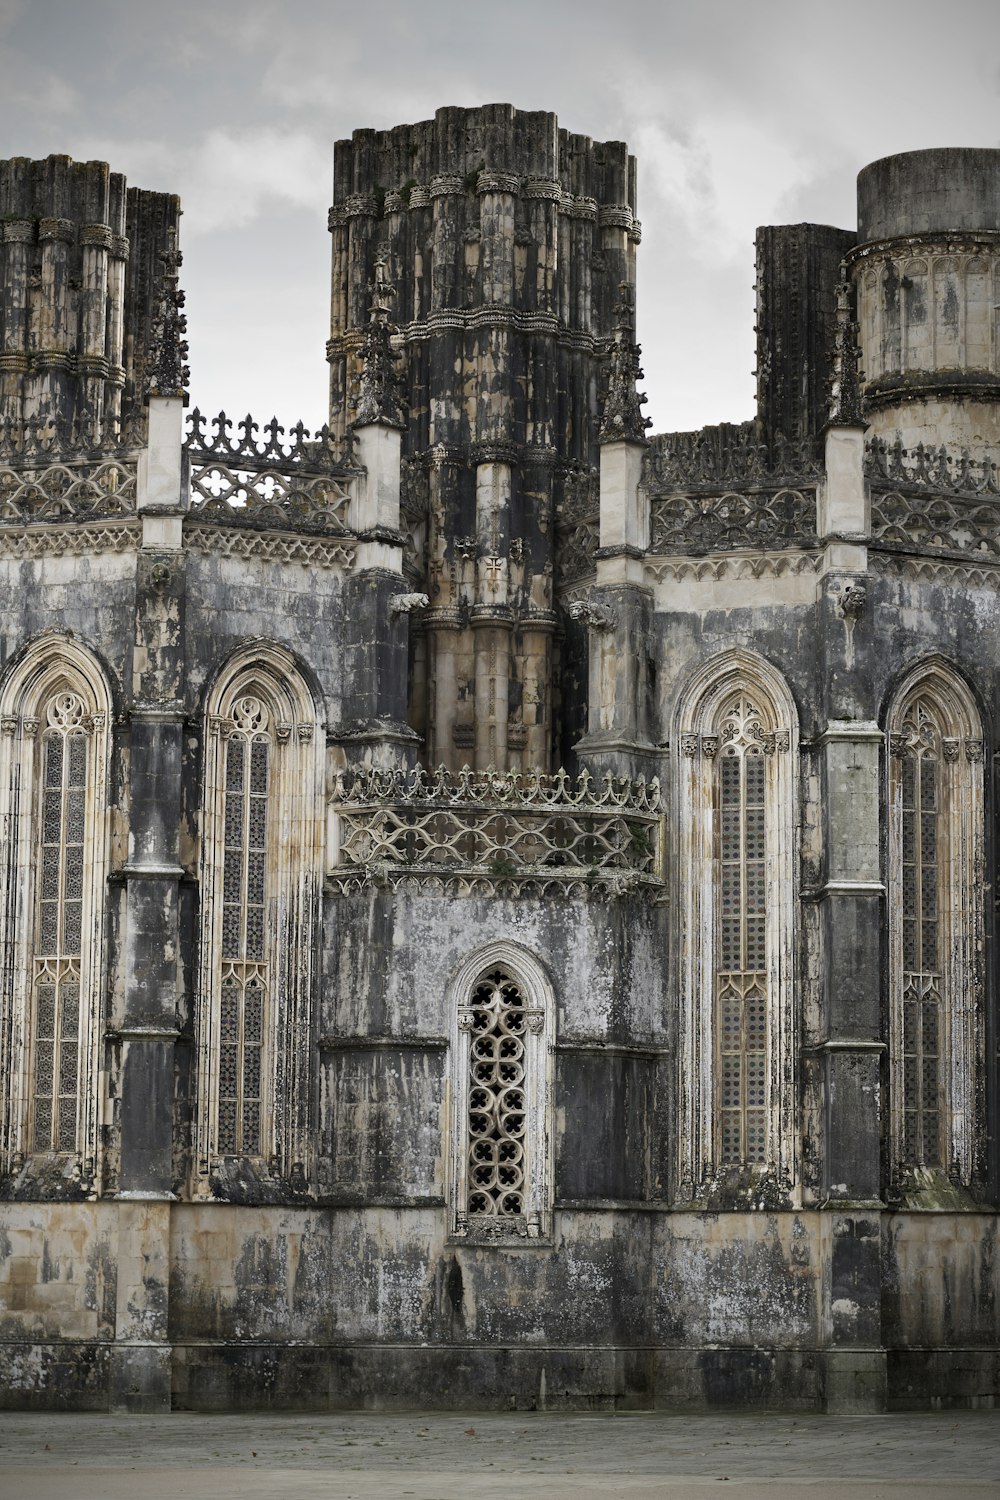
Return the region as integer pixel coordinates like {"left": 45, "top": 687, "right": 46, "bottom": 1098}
{"left": 887, "top": 667, "right": 983, "bottom": 1189}
{"left": 450, "top": 945, "right": 552, "bottom": 1242}
{"left": 464, "top": 967, "right": 533, "bottom": 1220}
{"left": 30, "top": 692, "right": 89, "bottom": 1152}
{"left": 218, "top": 695, "right": 272, "bottom": 1157}
{"left": 675, "top": 650, "right": 797, "bottom": 1200}
{"left": 0, "top": 638, "right": 112, "bottom": 1182}
{"left": 195, "top": 648, "right": 324, "bottom": 1191}
{"left": 716, "top": 695, "right": 769, "bottom": 1166}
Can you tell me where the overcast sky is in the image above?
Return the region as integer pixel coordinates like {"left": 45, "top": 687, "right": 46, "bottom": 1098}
{"left": 2, "top": 0, "right": 998, "bottom": 435}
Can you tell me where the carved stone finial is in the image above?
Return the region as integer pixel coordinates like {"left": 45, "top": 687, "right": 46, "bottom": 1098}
{"left": 600, "top": 282, "right": 651, "bottom": 445}
{"left": 354, "top": 251, "right": 404, "bottom": 428}
{"left": 827, "top": 267, "right": 864, "bottom": 427}
{"left": 146, "top": 230, "right": 190, "bottom": 402}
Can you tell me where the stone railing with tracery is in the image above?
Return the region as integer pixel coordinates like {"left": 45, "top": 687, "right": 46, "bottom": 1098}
{"left": 329, "top": 764, "right": 663, "bottom": 897}
{"left": 866, "top": 438, "right": 1000, "bottom": 494}
{"left": 643, "top": 423, "right": 823, "bottom": 495}
{"left": 642, "top": 423, "right": 821, "bottom": 555}
{"left": 0, "top": 412, "right": 145, "bottom": 524}
{"left": 867, "top": 439, "right": 1000, "bottom": 561}
{"left": 184, "top": 409, "right": 357, "bottom": 534}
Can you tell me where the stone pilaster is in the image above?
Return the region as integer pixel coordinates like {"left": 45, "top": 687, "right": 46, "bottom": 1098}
{"left": 575, "top": 427, "right": 657, "bottom": 777}
{"left": 811, "top": 710, "right": 887, "bottom": 1410}
{"left": 341, "top": 417, "right": 419, "bottom": 767}
{"left": 112, "top": 391, "right": 188, "bottom": 1411}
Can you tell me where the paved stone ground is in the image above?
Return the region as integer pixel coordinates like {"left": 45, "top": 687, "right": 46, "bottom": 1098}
{"left": 0, "top": 1411, "right": 997, "bottom": 1499}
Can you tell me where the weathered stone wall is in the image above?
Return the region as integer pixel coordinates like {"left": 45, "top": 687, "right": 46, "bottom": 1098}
{"left": 1, "top": 132, "right": 999, "bottom": 1420}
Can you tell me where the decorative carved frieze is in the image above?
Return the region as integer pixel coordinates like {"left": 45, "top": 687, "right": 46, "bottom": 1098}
{"left": 649, "top": 487, "right": 818, "bottom": 554}
{"left": 183, "top": 522, "right": 355, "bottom": 568}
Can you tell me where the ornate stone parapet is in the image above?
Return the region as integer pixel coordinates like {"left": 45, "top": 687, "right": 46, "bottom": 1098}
{"left": 184, "top": 407, "right": 356, "bottom": 536}
{"left": 328, "top": 763, "right": 663, "bottom": 895}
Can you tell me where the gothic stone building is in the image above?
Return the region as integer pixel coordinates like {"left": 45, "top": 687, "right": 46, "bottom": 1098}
{"left": 0, "top": 108, "right": 998, "bottom": 1414}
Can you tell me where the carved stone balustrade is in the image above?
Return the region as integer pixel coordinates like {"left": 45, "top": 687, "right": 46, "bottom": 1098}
{"left": 867, "top": 438, "right": 1000, "bottom": 562}
{"left": 185, "top": 408, "right": 357, "bottom": 535}
{"left": 0, "top": 412, "right": 145, "bottom": 524}
{"left": 329, "top": 763, "right": 663, "bottom": 897}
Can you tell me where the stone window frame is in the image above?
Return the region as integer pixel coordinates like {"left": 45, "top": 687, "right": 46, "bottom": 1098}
{"left": 0, "top": 634, "right": 112, "bottom": 1185}
{"left": 674, "top": 648, "right": 799, "bottom": 1201}
{"left": 447, "top": 941, "right": 554, "bottom": 1244}
{"left": 886, "top": 658, "right": 984, "bottom": 1190}
{"left": 194, "top": 643, "right": 324, "bottom": 1191}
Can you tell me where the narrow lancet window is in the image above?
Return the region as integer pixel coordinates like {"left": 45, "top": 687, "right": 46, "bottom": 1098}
{"left": 195, "top": 647, "right": 324, "bottom": 1191}
{"left": 898, "top": 708, "right": 941, "bottom": 1167}
{"left": 30, "top": 693, "right": 88, "bottom": 1151}
{"left": 716, "top": 696, "right": 768, "bottom": 1167}
{"left": 217, "top": 698, "right": 271, "bottom": 1157}
{"left": 888, "top": 670, "right": 983, "bottom": 1189}
{"left": 0, "top": 640, "right": 111, "bottom": 1180}
{"left": 675, "top": 650, "right": 797, "bottom": 1198}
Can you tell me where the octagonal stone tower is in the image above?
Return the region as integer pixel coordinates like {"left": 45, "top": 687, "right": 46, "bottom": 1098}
{"left": 850, "top": 148, "right": 1000, "bottom": 455}
{"left": 0, "top": 155, "right": 180, "bottom": 436}
{"left": 328, "top": 104, "right": 639, "bottom": 771}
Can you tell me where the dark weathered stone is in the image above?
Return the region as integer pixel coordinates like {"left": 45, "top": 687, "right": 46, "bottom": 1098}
{"left": 0, "top": 129, "right": 998, "bottom": 1419}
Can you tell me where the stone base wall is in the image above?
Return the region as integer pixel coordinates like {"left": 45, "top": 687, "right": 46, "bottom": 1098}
{"left": 1, "top": 1202, "right": 996, "bottom": 1412}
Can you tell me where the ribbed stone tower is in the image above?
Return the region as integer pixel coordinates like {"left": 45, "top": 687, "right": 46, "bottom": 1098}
{"left": 0, "top": 156, "right": 179, "bottom": 435}
{"left": 850, "top": 148, "right": 1000, "bottom": 454}
{"left": 328, "top": 104, "right": 640, "bottom": 771}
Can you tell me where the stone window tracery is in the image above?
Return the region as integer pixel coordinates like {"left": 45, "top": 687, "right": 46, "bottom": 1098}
{"left": 887, "top": 667, "right": 983, "bottom": 1188}
{"left": 716, "top": 696, "right": 769, "bottom": 1166}
{"left": 218, "top": 696, "right": 271, "bottom": 1157}
{"left": 450, "top": 945, "right": 551, "bottom": 1241}
{"left": 0, "top": 639, "right": 112, "bottom": 1182}
{"left": 31, "top": 693, "right": 88, "bottom": 1152}
{"left": 675, "top": 651, "right": 797, "bottom": 1199}
{"left": 195, "top": 648, "right": 324, "bottom": 1190}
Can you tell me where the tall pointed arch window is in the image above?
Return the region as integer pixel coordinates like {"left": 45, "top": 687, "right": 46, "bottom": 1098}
{"left": 196, "top": 647, "right": 324, "bottom": 1190}
{"left": 449, "top": 944, "right": 553, "bottom": 1242}
{"left": 887, "top": 664, "right": 984, "bottom": 1189}
{"left": 0, "top": 638, "right": 112, "bottom": 1181}
{"left": 675, "top": 651, "right": 797, "bottom": 1199}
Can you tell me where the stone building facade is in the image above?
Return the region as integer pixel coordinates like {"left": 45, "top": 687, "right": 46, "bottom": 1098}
{"left": 0, "top": 110, "right": 998, "bottom": 1414}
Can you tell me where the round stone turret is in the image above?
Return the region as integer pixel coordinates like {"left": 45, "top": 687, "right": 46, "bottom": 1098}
{"left": 849, "top": 147, "right": 1000, "bottom": 456}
